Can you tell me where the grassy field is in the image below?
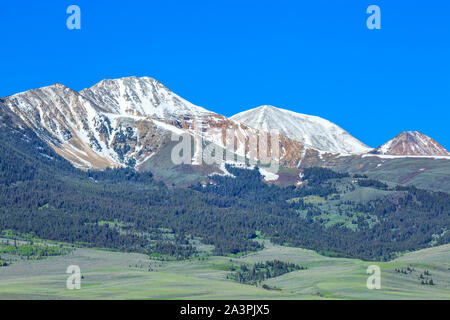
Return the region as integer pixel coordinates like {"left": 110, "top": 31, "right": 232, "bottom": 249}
{"left": 0, "top": 241, "right": 449, "bottom": 300}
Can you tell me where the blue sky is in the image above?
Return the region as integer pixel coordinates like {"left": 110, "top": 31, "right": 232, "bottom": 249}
{"left": 1, "top": 0, "right": 449, "bottom": 149}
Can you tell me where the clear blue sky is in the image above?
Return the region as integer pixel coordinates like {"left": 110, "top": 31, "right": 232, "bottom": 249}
{"left": 1, "top": 0, "right": 449, "bottom": 149}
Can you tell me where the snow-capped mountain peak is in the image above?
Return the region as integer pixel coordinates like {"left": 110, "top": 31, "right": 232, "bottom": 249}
{"left": 230, "top": 105, "right": 371, "bottom": 154}
{"left": 80, "top": 76, "right": 214, "bottom": 120}
{"left": 372, "top": 131, "right": 449, "bottom": 156}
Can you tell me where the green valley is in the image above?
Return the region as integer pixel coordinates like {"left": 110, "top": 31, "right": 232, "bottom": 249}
{"left": 0, "top": 241, "right": 448, "bottom": 299}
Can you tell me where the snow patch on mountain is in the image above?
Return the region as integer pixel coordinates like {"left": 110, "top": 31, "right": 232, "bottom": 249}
{"left": 259, "top": 167, "right": 279, "bottom": 181}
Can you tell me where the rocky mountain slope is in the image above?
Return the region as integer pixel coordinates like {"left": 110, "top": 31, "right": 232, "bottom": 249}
{"left": 0, "top": 82, "right": 173, "bottom": 169}
{"left": 371, "top": 131, "right": 449, "bottom": 156}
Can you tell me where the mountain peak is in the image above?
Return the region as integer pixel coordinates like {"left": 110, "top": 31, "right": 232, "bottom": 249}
{"left": 231, "top": 105, "right": 371, "bottom": 154}
{"left": 257, "top": 105, "right": 277, "bottom": 110}
{"left": 372, "top": 131, "right": 449, "bottom": 156}
{"left": 49, "top": 83, "right": 66, "bottom": 89}
{"left": 80, "top": 76, "right": 213, "bottom": 119}
{"left": 400, "top": 130, "right": 421, "bottom": 135}
{"left": 88, "top": 76, "right": 160, "bottom": 89}
{"left": 5, "top": 83, "right": 73, "bottom": 99}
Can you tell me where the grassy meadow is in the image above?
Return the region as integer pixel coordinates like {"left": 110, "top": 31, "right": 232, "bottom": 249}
{"left": 0, "top": 240, "right": 449, "bottom": 300}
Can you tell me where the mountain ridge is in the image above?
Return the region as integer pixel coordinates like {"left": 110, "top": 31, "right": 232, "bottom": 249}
{"left": 1, "top": 76, "right": 448, "bottom": 181}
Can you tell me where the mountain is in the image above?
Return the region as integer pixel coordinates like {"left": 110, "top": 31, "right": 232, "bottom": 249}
{"left": 2, "top": 76, "right": 449, "bottom": 189}
{"left": 230, "top": 105, "right": 371, "bottom": 154}
{"left": 80, "top": 76, "right": 214, "bottom": 120}
{"left": 371, "top": 131, "right": 450, "bottom": 156}
{"left": 0, "top": 82, "right": 175, "bottom": 169}
{"left": 0, "top": 77, "right": 332, "bottom": 179}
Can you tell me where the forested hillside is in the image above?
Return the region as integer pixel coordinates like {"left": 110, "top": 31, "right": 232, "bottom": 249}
{"left": 0, "top": 114, "right": 449, "bottom": 261}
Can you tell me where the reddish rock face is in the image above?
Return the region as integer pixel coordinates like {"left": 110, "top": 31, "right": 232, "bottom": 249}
{"left": 372, "top": 131, "right": 449, "bottom": 156}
